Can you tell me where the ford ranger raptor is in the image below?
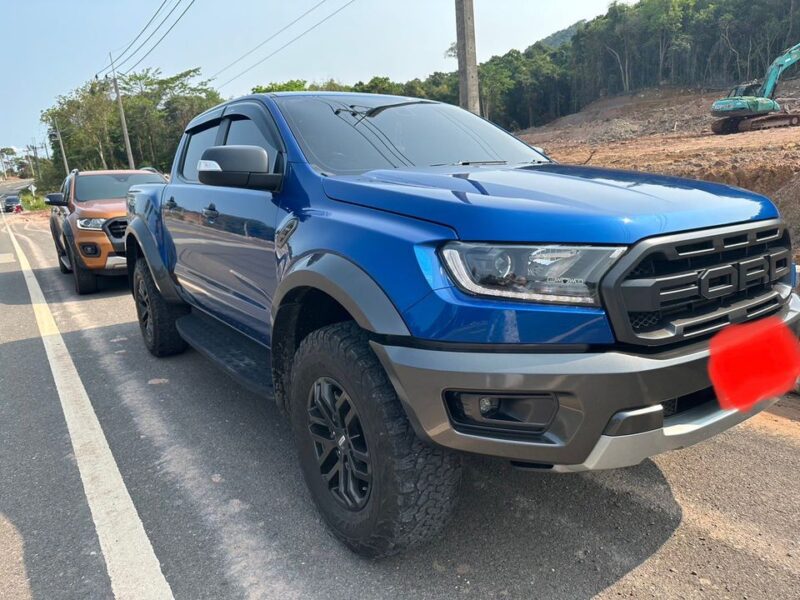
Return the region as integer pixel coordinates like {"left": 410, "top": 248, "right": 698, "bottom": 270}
{"left": 124, "top": 92, "right": 798, "bottom": 557}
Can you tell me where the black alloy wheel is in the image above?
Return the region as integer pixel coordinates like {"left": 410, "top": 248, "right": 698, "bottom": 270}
{"left": 307, "top": 376, "right": 372, "bottom": 511}
{"left": 136, "top": 274, "right": 154, "bottom": 346}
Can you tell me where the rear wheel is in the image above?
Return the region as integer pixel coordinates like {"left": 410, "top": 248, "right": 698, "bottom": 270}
{"left": 290, "top": 321, "right": 462, "bottom": 558}
{"left": 68, "top": 244, "right": 98, "bottom": 295}
{"left": 133, "top": 259, "right": 188, "bottom": 357}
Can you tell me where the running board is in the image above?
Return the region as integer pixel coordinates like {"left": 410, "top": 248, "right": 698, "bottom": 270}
{"left": 176, "top": 311, "right": 274, "bottom": 398}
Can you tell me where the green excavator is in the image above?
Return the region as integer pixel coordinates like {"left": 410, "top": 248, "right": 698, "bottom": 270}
{"left": 710, "top": 41, "right": 800, "bottom": 134}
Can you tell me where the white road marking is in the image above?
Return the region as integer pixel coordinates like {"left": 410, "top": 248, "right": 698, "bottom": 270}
{"left": 0, "top": 210, "right": 174, "bottom": 600}
{"left": 0, "top": 252, "right": 15, "bottom": 263}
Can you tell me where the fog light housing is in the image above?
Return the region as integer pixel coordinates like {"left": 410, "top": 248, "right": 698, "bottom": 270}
{"left": 80, "top": 243, "right": 99, "bottom": 257}
{"left": 445, "top": 391, "right": 559, "bottom": 439}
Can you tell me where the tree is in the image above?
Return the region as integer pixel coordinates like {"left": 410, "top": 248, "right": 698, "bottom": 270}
{"left": 0, "top": 147, "right": 16, "bottom": 178}
{"left": 479, "top": 58, "right": 513, "bottom": 120}
{"left": 352, "top": 76, "right": 404, "bottom": 95}
{"left": 252, "top": 79, "right": 309, "bottom": 93}
{"left": 42, "top": 68, "right": 222, "bottom": 173}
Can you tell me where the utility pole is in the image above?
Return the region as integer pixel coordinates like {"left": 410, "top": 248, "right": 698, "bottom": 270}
{"left": 25, "top": 153, "right": 36, "bottom": 180}
{"left": 30, "top": 141, "right": 41, "bottom": 180}
{"left": 109, "top": 53, "right": 135, "bottom": 169}
{"left": 52, "top": 117, "right": 70, "bottom": 175}
{"left": 455, "top": 0, "right": 480, "bottom": 115}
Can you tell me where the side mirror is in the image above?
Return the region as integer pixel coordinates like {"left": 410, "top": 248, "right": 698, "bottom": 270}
{"left": 198, "top": 145, "right": 282, "bottom": 192}
{"left": 45, "top": 192, "right": 67, "bottom": 206}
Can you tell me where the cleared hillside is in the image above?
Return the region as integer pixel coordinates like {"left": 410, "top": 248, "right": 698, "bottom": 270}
{"left": 519, "top": 84, "right": 800, "bottom": 195}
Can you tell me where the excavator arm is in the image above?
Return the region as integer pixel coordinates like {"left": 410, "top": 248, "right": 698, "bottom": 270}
{"left": 760, "top": 42, "right": 800, "bottom": 99}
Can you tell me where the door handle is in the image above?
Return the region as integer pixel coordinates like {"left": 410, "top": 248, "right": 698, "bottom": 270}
{"left": 202, "top": 204, "right": 219, "bottom": 219}
{"left": 165, "top": 197, "right": 177, "bottom": 210}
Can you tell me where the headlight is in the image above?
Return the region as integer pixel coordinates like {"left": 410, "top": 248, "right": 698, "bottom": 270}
{"left": 76, "top": 218, "right": 107, "bottom": 230}
{"left": 440, "top": 242, "right": 625, "bottom": 305}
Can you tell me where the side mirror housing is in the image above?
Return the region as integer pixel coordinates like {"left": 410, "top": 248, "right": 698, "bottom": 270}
{"left": 45, "top": 192, "right": 67, "bottom": 206}
{"left": 198, "top": 145, "right": 282, "bottom": 192}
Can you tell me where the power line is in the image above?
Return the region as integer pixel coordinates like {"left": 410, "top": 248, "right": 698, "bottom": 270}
{"left": 123, "top": 0, "right": 197, "bottom": 75}
{"left": 210, "top": 0, "right": 331, "bottom": 80}
{"left": 95, "top": 0, "right": 171, "bottom": 77}
{"left": 109, "top": 0, "right": 186, "bottom": 73}
{"left": 219, "top": 0, "right": 356, "bottom": 89}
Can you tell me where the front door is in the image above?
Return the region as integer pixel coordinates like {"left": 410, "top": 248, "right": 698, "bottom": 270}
{"left": 164, "top": 103, "right": 282, "bottom": 345}
{"left": 163, "top": 119, "right": 226, "bottom": 316}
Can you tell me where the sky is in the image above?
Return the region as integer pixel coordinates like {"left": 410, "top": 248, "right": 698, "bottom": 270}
{"left": 1, "top": 0, "right": 628, "bottom": 150}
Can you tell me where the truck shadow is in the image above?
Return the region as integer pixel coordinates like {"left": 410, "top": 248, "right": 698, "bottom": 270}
{"left": 120, "top": 332, "right": 681, "bottom": 599}
{"left": 767, "top": 394, "right": 800, "bottom": 423}
{"left": 0, "top": 266, "right": 129, "bottom": 305}
{"left": 0, "top": 321, "right": 681, "bottom": 600}
{"left": 374, "top": 457, "right": 680, "bottom": 599}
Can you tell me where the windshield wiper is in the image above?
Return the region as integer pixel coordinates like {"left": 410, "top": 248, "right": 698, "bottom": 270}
{"left": 333, "top": 100, "right": 434, "bottom": 118}
{"left": 364, "top": 100, "right": 433, "bottom": 117}
{"left": 429, "top": 160, "right": 508, "bottom": 167}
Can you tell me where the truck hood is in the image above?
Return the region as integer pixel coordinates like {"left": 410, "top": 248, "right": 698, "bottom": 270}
{"left": 322, "top": 164, "right": 778, "bottom": 244}
{"left": 74, "top": 198, "right": 127, "bottom": 219}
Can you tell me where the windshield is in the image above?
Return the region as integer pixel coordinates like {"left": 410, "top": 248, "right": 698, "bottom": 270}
{"left": 74, "top": 173, "right": 164, "bottom": 202}
{"left": 274, "top": 95, "right": 548, "bottom": 175}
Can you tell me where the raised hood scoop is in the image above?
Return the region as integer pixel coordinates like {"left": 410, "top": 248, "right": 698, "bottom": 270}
{"left": 322, "top": 164, "right": 777, "bottom": 244}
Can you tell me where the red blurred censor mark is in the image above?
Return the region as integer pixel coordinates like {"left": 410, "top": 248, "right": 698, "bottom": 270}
{"left": 709, "top": 316, "right": 800, "bottom": 411}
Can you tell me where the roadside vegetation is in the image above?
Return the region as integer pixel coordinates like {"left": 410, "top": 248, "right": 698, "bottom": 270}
{"left": 19, "top": 189, "right": 47, "bottom": 212}
{"left": 6, "top": 0, "right": 798, "bottom": 197}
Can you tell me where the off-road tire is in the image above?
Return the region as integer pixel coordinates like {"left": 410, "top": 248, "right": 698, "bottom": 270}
{"left": 290, "top": 321, "right": 462, "bottom": 558}
{"left": 133, "top": 259, "right": 188, "bottom": 357}
{"left": 68, "top": 244, "right": 98, "bottom": 294}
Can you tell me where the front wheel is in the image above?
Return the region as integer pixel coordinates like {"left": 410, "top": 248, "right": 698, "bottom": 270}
{"left": 68, "top": 244, "right": 97, "bottom": 294}
{"left": 290, "top": 321, "right": 462, "bottom": 558}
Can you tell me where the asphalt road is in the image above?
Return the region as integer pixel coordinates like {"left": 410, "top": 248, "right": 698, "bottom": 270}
{"left": 0, "top": 205, "right": 798, "bottom": 600}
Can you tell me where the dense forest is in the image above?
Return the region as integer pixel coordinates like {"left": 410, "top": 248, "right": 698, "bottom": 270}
{"left": 22, "top": 0, "right": 800, "bottom": 191}
{"left": 280, "top": 0, "right": 800, "bottom": 130}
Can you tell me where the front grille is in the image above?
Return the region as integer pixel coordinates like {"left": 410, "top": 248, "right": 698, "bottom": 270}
{"left": 106, "top": 219, "right": 128, "bottom": 239}
{"left": 602, "top": 220, "right": 793, "bottom": 347}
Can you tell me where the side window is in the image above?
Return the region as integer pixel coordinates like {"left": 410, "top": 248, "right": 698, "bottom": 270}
{"left": 225, "top": 117, "right": 279, "bottom": 171}
{"left": 181, "top": 123, "right": 220, "bottom": 181}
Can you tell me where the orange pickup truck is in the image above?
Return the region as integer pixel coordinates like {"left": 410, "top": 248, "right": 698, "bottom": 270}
{"left": 46, "top": 169, "right": 165, "bottom": 294}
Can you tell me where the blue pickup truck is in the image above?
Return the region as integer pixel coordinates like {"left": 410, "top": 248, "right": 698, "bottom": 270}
{"left": 125, "top": 92, "right": 798, "bottom": 557}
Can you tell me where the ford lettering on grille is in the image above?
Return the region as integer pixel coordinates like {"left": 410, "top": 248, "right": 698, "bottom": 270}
{"left": 601, "top": 220, "right": 793, "bottom": 346}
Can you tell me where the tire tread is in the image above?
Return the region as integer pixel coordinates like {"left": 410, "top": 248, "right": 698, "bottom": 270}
{"left": 293, "top": 321, "right": 461, "bottom": 558}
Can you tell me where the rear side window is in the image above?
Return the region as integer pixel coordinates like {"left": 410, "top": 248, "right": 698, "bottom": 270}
{"left": 181, "top": 123, "right": 219, "bottom": 181}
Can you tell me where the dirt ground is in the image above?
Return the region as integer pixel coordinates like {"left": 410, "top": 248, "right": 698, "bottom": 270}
{"left": 520, "top": 85, "right": 800, "bottom": 246}
{"left": 520, "top": 85, "right": 800, "bottom": 199}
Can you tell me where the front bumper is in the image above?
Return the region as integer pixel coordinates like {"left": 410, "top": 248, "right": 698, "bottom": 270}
{"left": 71, "top": 227, "right": 126, "bottom": 275}
{"left": 372, "top": 294, "right": 800, "bottom": 470}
